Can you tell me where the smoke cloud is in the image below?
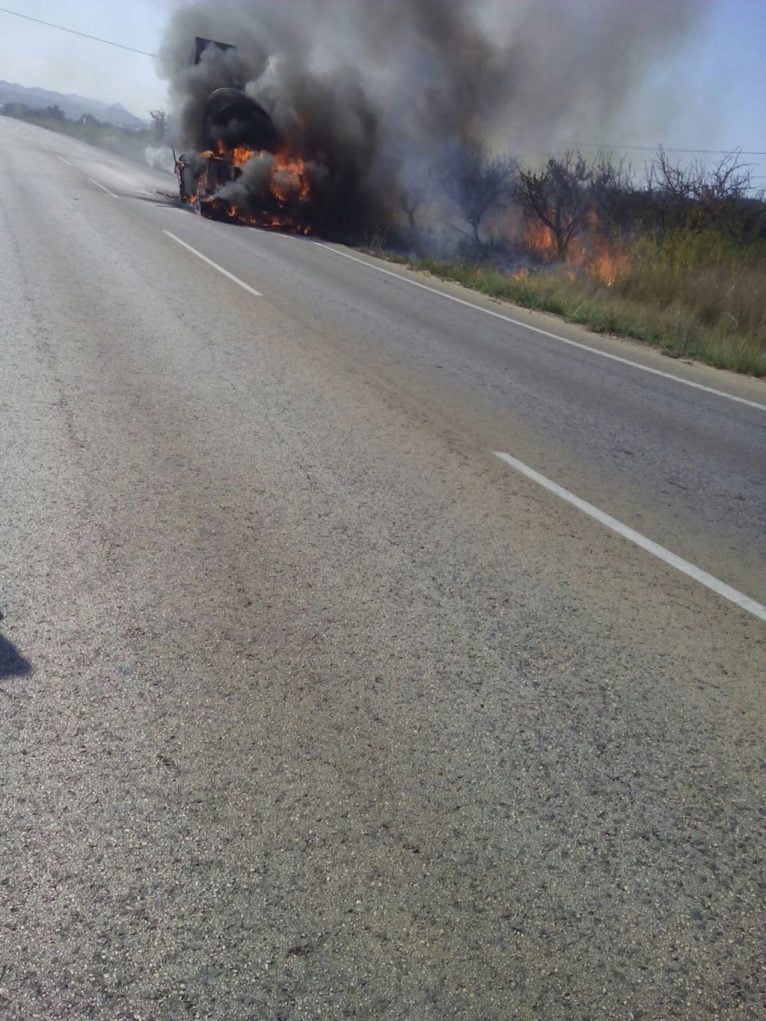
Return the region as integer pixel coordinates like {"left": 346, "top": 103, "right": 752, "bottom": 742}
{"left": 158, "top": 0, "right": 702, "bottom": 239}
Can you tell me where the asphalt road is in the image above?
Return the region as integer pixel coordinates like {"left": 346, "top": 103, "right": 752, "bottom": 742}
{"left": 1, "top": 117, "right": 764, "bottom": 1020}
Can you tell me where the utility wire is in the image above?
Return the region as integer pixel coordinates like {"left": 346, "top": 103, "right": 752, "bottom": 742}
{"left": 570, "top": 141, "right": 766, "bottom": 157}
{"left": 0, "top": 6, "right": 160, "bottom": 59}
{"left": 1, "top": 6, "right": 764, "bottom": 161}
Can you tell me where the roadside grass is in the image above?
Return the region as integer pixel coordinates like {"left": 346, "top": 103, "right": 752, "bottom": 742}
{"left": 376, "top": 229, "right": 766, "bottom": 377}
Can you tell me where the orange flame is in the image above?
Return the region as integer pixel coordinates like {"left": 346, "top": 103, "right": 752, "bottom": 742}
{"left": 519, "top": 207, "right": 628, "bottom": 287}
{"left": 231, "top": 145, "right": 255, "bottom": 167}
{"left": 270, "top": 152, "right": 311, "bottom": 204}
{"left": 523, "top": 220, "right": 557, "bottom": 254}
{"left": 201, "top": 143, "right": 314, "bottom": 233}
{"left": 589, "top": 242, "right": 629, "bottom": 287}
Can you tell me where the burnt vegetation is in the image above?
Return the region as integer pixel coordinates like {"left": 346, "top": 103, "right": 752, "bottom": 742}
{"left": 388, "top": 143, "right": 766, "bottom": 376}
{"left": 394, "top": 143, "right": 764, "bottom": 258}
{"left": 443, "top": 141, "right": 516, "bottom": 256}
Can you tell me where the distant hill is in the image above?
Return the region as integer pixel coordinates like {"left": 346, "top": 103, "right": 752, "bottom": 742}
{"left": 0, "top": 80, "right": 146, "bottom": 127}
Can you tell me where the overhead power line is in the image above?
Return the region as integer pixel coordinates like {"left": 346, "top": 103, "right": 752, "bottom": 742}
{"left": 0, "top": 6, "right": 159, "bottom": 59}
{"left": 571, "top": 141, "right": 766, "bottom": 157}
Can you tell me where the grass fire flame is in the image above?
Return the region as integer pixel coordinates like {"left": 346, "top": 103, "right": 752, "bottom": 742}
{"left": 521, "top": 213, "right": 629, "bottom": 287}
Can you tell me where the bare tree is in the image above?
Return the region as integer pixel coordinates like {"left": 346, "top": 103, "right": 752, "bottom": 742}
{"left": 648, "top": 146, "right": 752, "bottom": 202}
{"left": 400, "top": 189, "right": 422, "bottom": 231}
{"left": 646, "top": 146, "right": 695, "bottom": 203}
{"left": 515, "top": 151, "right": 593, "bottom": 260}
{"left": 588, "top": 153, "right": 635, "bottom": 222}
{"left": 149, "top": 109, "right": 168, "bottom": 144}
{"left": 444, "top": 140, "right": 516, "bottom": 254}
{"left": 646, "top": 146, "right": 755, "bottom": 236}
{"left": 398, "top": 163, "right": 435, "bottom": 232}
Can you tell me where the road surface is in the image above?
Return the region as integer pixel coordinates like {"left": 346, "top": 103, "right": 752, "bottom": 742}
{"left": 1, "top": 117, "right": 764, "bottom": 1019}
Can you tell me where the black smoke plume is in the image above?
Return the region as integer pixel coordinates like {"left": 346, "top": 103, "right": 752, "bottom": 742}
{"left": 158, "top": 0, "right": 701, "bottom": 240}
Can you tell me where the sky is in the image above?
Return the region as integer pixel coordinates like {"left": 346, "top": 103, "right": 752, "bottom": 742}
{"left": 0, "top": 0, "right": 764, "bottom": 181}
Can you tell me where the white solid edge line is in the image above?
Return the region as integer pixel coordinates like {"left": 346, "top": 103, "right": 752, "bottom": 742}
{"left": 163, "top": 230, "right": 262, "bottom": 296}
{"left": 312, "top": 242, "right": 766, "bottom": 413}
{"left": 493, "top": 450, "right": 766, "bottom": 622}
{"left": 88, "top": 176, "right": 119, "bottom": 199}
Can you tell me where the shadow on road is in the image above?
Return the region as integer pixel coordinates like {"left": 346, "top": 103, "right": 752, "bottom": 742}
{"left": 0, "top": 634, "right": 33, "bottom": 678}
{"left": 132, "top": 191, "right": 180, "bottom": 208}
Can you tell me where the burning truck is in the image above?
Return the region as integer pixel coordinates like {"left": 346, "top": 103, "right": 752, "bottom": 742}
{"left": 175, "top": 86, "right": 277, "bottom": 209}
{"left": 174, "top": 37, "right": 312, "bottom": 229}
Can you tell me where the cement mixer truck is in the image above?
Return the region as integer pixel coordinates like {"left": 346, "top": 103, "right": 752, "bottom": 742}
{"left": 175, "top": 38, "right": 278, "bottom": 215}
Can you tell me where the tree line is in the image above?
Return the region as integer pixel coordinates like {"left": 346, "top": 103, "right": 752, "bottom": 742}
{"left": 400, "top": 142, "right": 766, "bottom": 260}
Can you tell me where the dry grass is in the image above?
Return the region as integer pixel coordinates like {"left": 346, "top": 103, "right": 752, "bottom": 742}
{"left": 386, "top": 228, "right": 766, "bottom": 377}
